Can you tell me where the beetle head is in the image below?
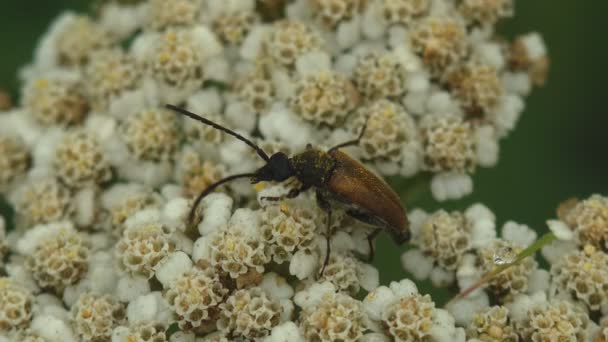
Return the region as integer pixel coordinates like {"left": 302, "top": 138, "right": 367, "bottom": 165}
{"left": 252, "top": 152, "right": 294, "bottom": 183}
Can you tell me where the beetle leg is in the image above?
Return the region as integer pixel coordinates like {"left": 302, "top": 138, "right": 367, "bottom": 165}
{"left": 316, "top": 190, "right": 332, "bottom": 277}
{"left": 327, "top": 116, "right": 370, "bottom": 153}
{"left": 366, "top": 228, "right": 382, "bottom": 262}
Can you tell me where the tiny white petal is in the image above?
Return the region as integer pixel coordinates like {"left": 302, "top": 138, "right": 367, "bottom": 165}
{"left": 289, "top": 250, "right": 318, "bottom": 280}
{"left": 502, "top": 221, "right": 537, "bottom": 247}
{"left": 401, "top": 249, "right": 433, "bottom": 280}
{"left": 389, "top": 278, "right": 419, "bottom": 297}
{"left": 546, "top": 219, "right": 574, "bottom": 241}
{"left": 363, "top": 286, "right": 397, "bottom": 321}
{"left": 154, "top": 252, "right": 193, "bottom": 288}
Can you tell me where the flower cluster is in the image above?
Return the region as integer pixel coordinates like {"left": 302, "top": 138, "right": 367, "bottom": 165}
{"left": 1, "top": 0, "right": 592, "bottom": 341}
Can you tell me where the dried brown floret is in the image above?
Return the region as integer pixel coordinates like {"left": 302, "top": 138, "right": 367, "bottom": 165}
{"left": 509, "top": 33, "right": 549, "bottom": 86}
{"left": 71, "top": 293, "right": 126, "bottom": 341}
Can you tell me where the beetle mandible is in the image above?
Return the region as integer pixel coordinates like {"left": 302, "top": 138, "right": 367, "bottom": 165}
{"left": 166, "top": 104, "right": 410, "bottom": 275}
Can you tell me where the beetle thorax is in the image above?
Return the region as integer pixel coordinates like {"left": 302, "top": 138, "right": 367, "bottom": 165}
{"left": 289, "top": 149, "right": 336, "bottom": 187}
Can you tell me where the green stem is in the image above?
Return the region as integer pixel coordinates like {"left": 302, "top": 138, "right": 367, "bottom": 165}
{"left": 446, "top": 232, "right": 557, "bottom": 307}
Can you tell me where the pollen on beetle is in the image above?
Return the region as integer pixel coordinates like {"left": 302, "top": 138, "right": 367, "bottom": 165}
{"left": 353, "top": 99, "right": 417, "bottom": 162}
{"left": 260, "top": 203, "right": 316, "bottom": 264}
{"left": 121, "top": 108, "right": 181, "bottom": 162}
{"left": 209, "top": 228, "right": 271, "bottom": 279}
{"left": 458, "top": 0, "right": 514, "bottom": 26}
{"left": 550, "top": 244, "right": 608, "bottom": 311}
{"left": 25, "top": 227, "right": 91, "bottom": 293}
{"left": 70, "top": 293, "right": 126, "bottom": 341}
{"left": 0, "top": 277, "right": 34, "bottom": 332}
{"left": 466, "top": 306, "right": 518, "bottom": 342}
{"left": 419, "top": 210, "right": 471, "bottom": 271}
{"left": 353, "top": 52, "right": 408, "bottom": 100}
{"left": 300, "top": 291, "right": 368, "bottom": 341}
{"left": 54, "top": 129, "right": 112, "bottom": 189}
{"left": 150, "top": 29, "right": 205, "bottom": 88}
{"left": 123, "top": 320, "right": 167, "bottom": 342}
{"left": 309, "top": 0, "right": 367, "bottom": 29}
{"left": 519, "top": 300, "right": 589, "bottom": 342}
{"left": 23, "top": 76, "right": 89, "bottom": 127}
{"left": 420, "top": 115, "right": 476, "bottom": 173}
{"left": 477, "top": 239, "right": 536, "bottom": 302}
{"left": 55, "top": 15, "right": 113, "bottom": 66}
{"left": 382, "top": 294, "right": 435, "bottom": 341}
{"left": 318, "top": 253, "right": 362, "bottom": 294}
{"left": 381, "top": 0, "right": 430, "bottom": 26}
{"left": 0, "top": 135, "right": 29, "bottom": 190}
{"left": 290, "top": 71, "right": 360, "bottom": 127}
{"left": 263, "top": 20, "right": 324, "bottom": 69}
{"left": 217, "top": 287, "right": 283, "bottom": 339}
{"left": 13, "top": 177, "right": 74, "bottom": 227}
{"left": 212, "top": 10, "right": 259, "bottom": 45}
{"left": 163, "top": 266, "right": 228, "bottom": 331}
{"left": 410, "top": 16, "right": 468, "bottom": 77}
{"left": 146, "top": 0, "right": 201, "bottom": 31}
{"left": 85, "top": 49, "right": 141, "bottom": 111}
{"left": 447, "top": 63, "right": 503, "bottom": 117}
{"left": 559, "top": 194, "right": 608, "bottom": 250}
{"left": 115, "top": 222, "right": 175, "bottom": 279}
{"left": 176, "top": 147, "right": 226, "bottom": 198}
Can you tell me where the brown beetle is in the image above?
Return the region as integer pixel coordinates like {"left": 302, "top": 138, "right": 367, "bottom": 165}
{"left": 166, "top": 104, "right": 410, "bottom": 274}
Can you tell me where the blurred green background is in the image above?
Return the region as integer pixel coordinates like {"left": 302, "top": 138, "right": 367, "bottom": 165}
{"left": 0, "top": 1, "right": 606, "bottom": 296}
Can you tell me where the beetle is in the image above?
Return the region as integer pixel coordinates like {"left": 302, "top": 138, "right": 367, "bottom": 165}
{"left": 166, "top": 104, "right": 410, "bottom": 274}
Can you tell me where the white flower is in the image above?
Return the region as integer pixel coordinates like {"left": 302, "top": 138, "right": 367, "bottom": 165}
{"left": 197, "top": 193, "right": 233, "bottom": 236}
{"left": 401, "top": 249, "right": 434, "bottom": 280}
{"left": 261, "top": 273, "right": 295, "bottom": 300}
{"left": 502, "top": 221, "right": 537, "bottom": 247}
{"left": 264, "top": 321, "right": 305, "bottom": 342}
{"left": 153, "top": 251, "right": 193, "bottom": 287}
{"left": 431, "top": 172, "right": 474, "bottom": 201}
{"left": 546, "top": 219, "right": 575, "bottom": 241}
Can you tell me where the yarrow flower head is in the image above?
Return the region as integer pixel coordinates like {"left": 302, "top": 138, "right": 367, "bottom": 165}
{"left": 0, "top": 0, "right": 556, "bottom": 340}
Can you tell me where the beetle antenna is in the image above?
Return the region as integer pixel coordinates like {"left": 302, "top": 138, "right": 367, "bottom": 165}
{"left": 187, "top": 172, "right": 257, "bottom": 227}
{"left": 166, "top": 104, "right": 270, "bottom": 162}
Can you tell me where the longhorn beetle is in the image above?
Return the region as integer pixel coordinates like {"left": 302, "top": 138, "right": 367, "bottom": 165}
{"left": 166, "top": 104, "right": 410, "bottom": 275}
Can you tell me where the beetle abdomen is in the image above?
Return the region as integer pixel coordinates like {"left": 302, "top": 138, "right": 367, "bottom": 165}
{"left": 326, "top": 150, "right": 410, "bottom": 243}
